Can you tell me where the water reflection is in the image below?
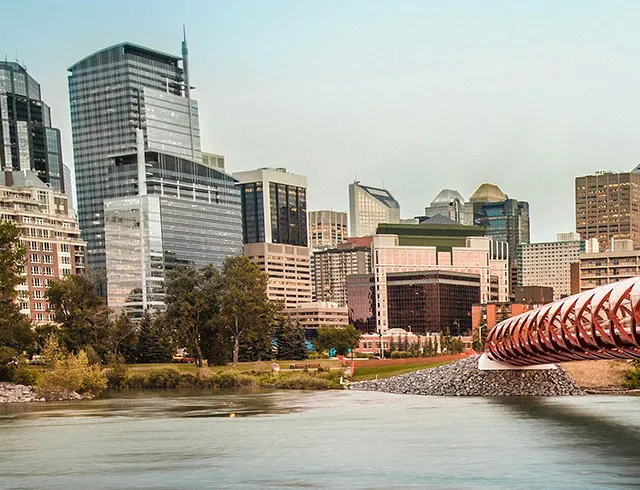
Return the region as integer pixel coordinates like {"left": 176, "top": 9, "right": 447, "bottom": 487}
{"left": 491, "top": 397, "right": 640, "bottom": 485}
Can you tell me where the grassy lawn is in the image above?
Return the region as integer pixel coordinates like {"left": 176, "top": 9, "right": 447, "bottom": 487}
{"left": 352, "top": 360, "right": 450, "bottom": 382}
{"left": 126, "top": 359, "right": 341, "bottom": 373}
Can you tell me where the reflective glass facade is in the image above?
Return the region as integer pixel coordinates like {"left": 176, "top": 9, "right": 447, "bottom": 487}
{"left": 386, "top": 271, "right": 481, "bottom": 335}
{"left": 0, "top": 62, "right": 65, "bottom": 192}
{"left": 235, "top": 168, "right": 308, "bottom": 246}
{"left": 68, "top": 43, "right": 198, "bottom": 271}
{"left": 104, "top": 151, "right": 242, "bottom": 318}
{"left": 346, "top": 274, "right": 377, "bottom": 332}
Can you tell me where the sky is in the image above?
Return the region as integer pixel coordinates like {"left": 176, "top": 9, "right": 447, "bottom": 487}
{"left": 3, "top": 0, "right": 640, "bottom": 242}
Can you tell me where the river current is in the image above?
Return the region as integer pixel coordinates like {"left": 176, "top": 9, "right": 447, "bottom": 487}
{"left": 1, "top": 390, "right": 640, "bottom": 489}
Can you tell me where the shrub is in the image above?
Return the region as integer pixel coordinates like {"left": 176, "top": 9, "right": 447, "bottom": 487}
{"left": 145, "top": 368, "right": 182, "bottom": 389}
{"left": 11, "top": 363, "right": 39, "bottom": 386}
{"left": 106, "top": 363, "right": 128, "bottom": 390}
{"left": 0, "top": 347, "right": 17, "bottom": 382}
{"left": 260, "top": 370, "right": 342, "bottom": 390}
{"left": 37, "top": 337, "right": 108, "bottom": 396}
{"left": 624, "top": 368, "right": 640, "bottom": 389}
{"left": 390, "top": 351, "right": 409, "bottom": 359}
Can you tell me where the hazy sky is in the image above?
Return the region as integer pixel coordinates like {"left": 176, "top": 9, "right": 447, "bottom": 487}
{"left": 3, "top": 1, "right": 640, "bottom": 242}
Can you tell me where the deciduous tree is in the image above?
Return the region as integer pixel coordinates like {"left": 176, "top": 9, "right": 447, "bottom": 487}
{"left": 314, "top": 325, "right": 361, "bottom": 356}
{"left": 0, "top": 221, "right": 33, "bottom": 352}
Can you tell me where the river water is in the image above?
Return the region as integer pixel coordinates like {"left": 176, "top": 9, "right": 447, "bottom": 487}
{"left": 1, "top": 391, "right": 640, "bottom": 489}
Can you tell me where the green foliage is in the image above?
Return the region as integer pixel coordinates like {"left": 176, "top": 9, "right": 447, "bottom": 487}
{"left": 314, "top": 325, "right": 361, "bottom": 356}
{"left": 624, "top": 367, "right": 640, "bottom": 389}
{"left": 390, "top": 350, "right": 409, "bottom": 359}
{"left": 36, "top": 335, "right": 107, "bottom": 395}
{"left": 0, "top": 346, "right": 18, "bottom": 381}
{"left": 261, "top": 370, "right": 342, "bottom": 390}
{"left": 47, "top": 274, "right": 111, "bottom": 358}
{"left": 165, "top": 265, "right": 224, "bottom": 367}
{"left": 11, "top": 363, "right": 39, "bottom": 386}
{"left": 0, "top": 221, "right": 33, "bottom": 352}
{"left": 135, "top": 311, "right": 173, "bottom": 363}
{"left": 219, "top": 256, "right": 278, "bottom": 366}
{"left": 274, "top": 317, "right": 307, "bottom": 360}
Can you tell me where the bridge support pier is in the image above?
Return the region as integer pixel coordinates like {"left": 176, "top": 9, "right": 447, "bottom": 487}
{"left": 478, "top": 353, "right": 558, "bottom": 371}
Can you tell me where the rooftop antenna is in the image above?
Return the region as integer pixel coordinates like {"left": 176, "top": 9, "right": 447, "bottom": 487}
{"left": 182, "top": 25, "right": 196, "bottom": 163}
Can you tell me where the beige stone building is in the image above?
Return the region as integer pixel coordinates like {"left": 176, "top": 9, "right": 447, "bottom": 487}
{"left": 575, "top": 171, "right": 640, "bottom": 251}
{"left": 312, "top": 241, "right": 372, "bottom": 306}
{"left": 308, "top": 210, "right": 348, "bottom": 248}
{"left": 0, "top": 169, "right": 86, "bottom": 324}
{"left": 286, "top": 301, "right": 349, "bottom": 331}
{"left": 579, "top": 239, "right": 640, "bottom": 292}
{"left": 244, "top": 242, "right": 312, "bottom": 308}
{"left": 517, "top": 233, "right": 598, "bottom": 300}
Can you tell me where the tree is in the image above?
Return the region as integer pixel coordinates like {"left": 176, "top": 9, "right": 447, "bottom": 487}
{"left": 219, "top": 256, "right": 277, "bottom": 367}
{"left": 274, "top": 316, "right": 307, "bottom": 360}
{"left": 473, "top": 322, "right": 488, "bottom": 352}
{"left": 136, "top": 311, "right": 173, "bottom": 363}
{"left": 314, "top": 325, "right": 361, "bottom": 356}
{"left": 105, "top": 311, "right": 137, "bottom": 361}
{"left": 47, "top": 273, "right": 111, "bottom": 357}
{"left": 165, "top": 265, "right": 221, "bottom": 367}
{"left": 0, "top": 221, "right": 33, "bottom": 352}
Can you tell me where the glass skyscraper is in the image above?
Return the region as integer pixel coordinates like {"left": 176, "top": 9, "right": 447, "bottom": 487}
{"left": 0, "top": 62, "right": 65, "bottom": 192}
{"left": 68, "top": 42, "right": 201, "bottom": 272}
{"left": 70, "top": 40, "right": 242, "bottom": 315}
{"left": 103, "top": 152, "right": 243, "bottom": 318}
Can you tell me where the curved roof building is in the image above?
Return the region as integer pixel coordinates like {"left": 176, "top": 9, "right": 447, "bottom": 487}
{"left": 469, "top": 183, "right": 506, "bottom": 203}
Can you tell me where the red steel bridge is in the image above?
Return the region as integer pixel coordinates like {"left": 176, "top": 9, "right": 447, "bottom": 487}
{"left": 482, "top": 277, "right": 640, "bottom": 368}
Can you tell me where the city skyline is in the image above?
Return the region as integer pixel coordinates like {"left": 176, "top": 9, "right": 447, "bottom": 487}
{"left": 5, "top": 1, "right": 640, "bottom": 243}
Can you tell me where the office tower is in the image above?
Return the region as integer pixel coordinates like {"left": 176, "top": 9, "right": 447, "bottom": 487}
{"left": 385, "top": 271, "right": 481, "bottom": 335}
{"left": 466, "top": 182, "right": 530, "bottom": 293}
{"left": 313, "top": 241, "right": 372, "bottom": 306}
{"left": 0, "top": 62, "right": 65, "bottom": 192}
{"left": 517, "top": 233, "right": 587, "bottom": 300}
{"left": 243, "top": 243, "right": 312, "bottom": 307}
{"left": 62, "top": 164, "right": 73, "bottom": 209}
{"left": 0, "top": 168, "right": 86, "bottom": 324}
{"left": 68, "top": 41, "right": 201, "bottom": 271}
{"left": 308, "top": 210, "right": 348, "bottom": 248}
{"left": 423, "top": 189, "right": 467, "bottom": 224}
{"left": 202, "top": 152, "right": 225, "bottom": 171}
{"left": 361, "top": 235, "right": 509, "bottom": 332}
{"left": 104, "top": 151, "right": 242, "bottom": 317}
{"left": 579, "top": 239, "right": 640, "bottom": 292}
{"left": 575, "top": 171, "right": 640, "bottom": 251}
{"left": 233, "top": 167, "right": 308, "bottom": 246}
{"left": 348, "top": 181, "right": 400, "bottom": 237}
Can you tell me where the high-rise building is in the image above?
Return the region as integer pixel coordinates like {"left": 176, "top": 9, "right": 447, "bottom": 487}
{"left": 0, "top": 62, "right": 65, "bottom": 193}
{"left": 308, "top": 210, "right": 347, "bottom": 248}
{"left": 349, "top": 181, "right": 400, "bottom": 237}
{"left": 575, "top": 171, "right": 640, "bottom": 251}
{"left": 423, "top": 189, "right": 467, "bottom": 224}
{"left": 68, "top": 41, "right": 201, "bottom": 271}
{"left": 0, "top": 169, "right": 86, "bottom": 324}
{"left": 62, "top": 164, "right": 73, "bottom": 209}
{"left": 244, "top": 242, "right": 312, "bottom": 308}
{"left": 517, "top": 233, "right": 597, "bottom": 300}
{"left": 365, "top": 235, "right": 509, "bottom": 332}
{"left": 202, "top": 152, "right": 225, "bottom": 171}
{"left": 312, "top": 241, "right": 372, "bottom": 306}
{"left": 465, "top": 182, "right": 530, "bottom": 293}
{"left": 103, "top": 151, "right": 242, "bottom": 317}
{"left": 579, "top": 239, "right": 640, "bottom": 292}
{"left": 234, "top": 168, "right": 308, "bottom": 246}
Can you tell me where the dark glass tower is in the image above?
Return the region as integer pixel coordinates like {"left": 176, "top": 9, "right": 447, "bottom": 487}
{"left": 233, "top": 168, "right": 308, "bottom": 247}
{"left": 0, "top": 62, "right": 65, "bottom": 192}
{"left": 68, "top": 42, "right": 201, "bottom": 271}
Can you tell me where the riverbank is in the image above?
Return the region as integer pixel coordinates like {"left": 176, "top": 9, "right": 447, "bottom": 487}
{"left": 0, "top": 382, "right": 85, "bottom": 403}
{"left": 351, "top": 355, "right": 586, "bottom": 396}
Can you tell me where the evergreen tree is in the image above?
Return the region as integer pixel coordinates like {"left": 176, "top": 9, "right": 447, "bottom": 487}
{"left": 274, "top": 317, "right": 307, "bottom": 360}
{"left": 0, "top": 221, "right": 33, "bottom": 352}
{"left": 136, "top": 311, "right": 173, "bottom": 363}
